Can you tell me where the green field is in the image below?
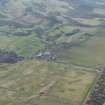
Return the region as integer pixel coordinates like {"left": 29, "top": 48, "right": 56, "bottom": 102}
{"left": 0, "top": 60, "right": 96, "bottom": 105}
{"left": 0, "top": 0, "right": 104, "bottom": 104}
{"left": 0, "top": 19, "right": 102, "bottom": 105}
{"left": 0, "top": 34, "right": 45, "bottom": 57}
{"left": 55, "top": 35, "right": 105, "bottom": 68}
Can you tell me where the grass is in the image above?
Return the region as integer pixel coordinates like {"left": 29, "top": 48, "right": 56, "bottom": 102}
{"left": 48, "top": 71, "right": 96, "bottom": 105}
{"left": 93, "top": 8, "right": 105, "bottom": 16}
{"left": 47, "top": 0, "right": 71, "bottom": 13}
{"left": 69, "top": 36, "right": 105, "bottom": 67}
{"left": 0, "top": 60, "right": 96, "bottom": 105}
{"left": 0, "top": 23, "right": 98, "bottom": 58}
{"left": 0, "top": 19, "right": 101, "bottom": 105}
{"left": 56, "top": 35, "right": 105, "bottom": 68}
{"left": 0, "top": 34, "right": 45, "bottom": 57}
{"left": 73, "top": 18, "right": 101, "bottom": 25}
{"left": 0, "top": 1, "right": 103, "bottom": 105}
{"left": 0, "top": 12, "right": 8, "bottom": 18}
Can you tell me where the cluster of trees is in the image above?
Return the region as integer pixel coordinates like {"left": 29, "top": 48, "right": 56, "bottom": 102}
{"left": 0, "top": 50, "right": 24, "bottom": 63}
{"left": 86, "top": 69, "right": 105, "bottom": 105}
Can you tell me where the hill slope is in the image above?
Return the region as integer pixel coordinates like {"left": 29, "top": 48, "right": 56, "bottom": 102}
{"left": 0, "top": 0, "right": 105, "bottom": 105}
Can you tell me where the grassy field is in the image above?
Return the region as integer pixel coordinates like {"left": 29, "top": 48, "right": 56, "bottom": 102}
{"left": 0, "top": 60, "right": 96, "bottom": 105}
{"left": 0, "top": 23, "right": 98, "bottom": 58}
{"left": 0, "top": 1, "right": 104, "bottom": 105}
{"left": 93, "top": 8, "right": 105, "bottom": 16}
{"left": 0, "top": 34, "right": 45, "bottom": 57}
{"left": 73, "top": 18, "right": 101, "bottom": 25}
{"left": 36, "top": 65, "right": 96, "bottom": 105}
{"left": 56, "top": 35, "right": 105, "bottom": 68}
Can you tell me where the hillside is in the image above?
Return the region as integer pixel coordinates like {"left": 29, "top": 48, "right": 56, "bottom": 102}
{"left": 0, "top": 60, "right": 96, "bottom": 105}
{"left": 0, "top": 0, "right": 105, "bottom": 105}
